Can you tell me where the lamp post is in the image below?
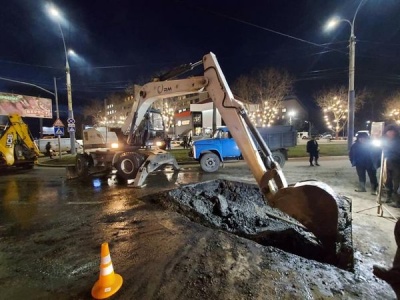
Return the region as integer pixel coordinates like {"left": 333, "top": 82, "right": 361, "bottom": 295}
{"left": 48, "top": 5, "right": 76, "bottom": 154}
{"left": 325, "top": 0, "right": 367, "bottom": 150}
{"left": 305, "top": 120, "right": 312, "bottom": 137}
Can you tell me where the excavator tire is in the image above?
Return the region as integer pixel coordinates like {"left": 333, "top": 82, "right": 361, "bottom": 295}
{"left": 116, "top": 152, "right": 143, "bottom": 180}
{"left": 22, "top": 163, "right": 34, "bottom": 170}
{"left": 76, "top": 154, "right": 90, "bottom": 177}
{"left": 200, "top": 152, "right": 220, "bottom": 173}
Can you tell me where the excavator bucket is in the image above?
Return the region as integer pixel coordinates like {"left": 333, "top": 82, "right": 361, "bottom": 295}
{"left": 267, "top": 180, "right": 339, "bottom": 249}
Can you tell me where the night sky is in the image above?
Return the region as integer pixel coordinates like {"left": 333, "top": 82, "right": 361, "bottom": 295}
{"left": 1, "top": 0, "right": 400, "bottom": 132}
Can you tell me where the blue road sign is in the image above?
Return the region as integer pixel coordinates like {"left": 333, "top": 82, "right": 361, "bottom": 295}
{"left": 54, "top": 126, "right": 65, "bottom": 136}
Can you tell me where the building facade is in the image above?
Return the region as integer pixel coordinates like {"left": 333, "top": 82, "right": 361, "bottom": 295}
{"left": 104, "top": 87, "right": 307, "bottom": 139}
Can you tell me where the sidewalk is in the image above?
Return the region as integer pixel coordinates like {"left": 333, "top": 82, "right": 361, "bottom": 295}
{"left": 37, "top": 154, "right": 76, "bottom": 167}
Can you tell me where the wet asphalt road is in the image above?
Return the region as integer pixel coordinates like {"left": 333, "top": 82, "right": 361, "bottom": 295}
{"left": 1, "top": 157, "right": 399, "bottom": 299}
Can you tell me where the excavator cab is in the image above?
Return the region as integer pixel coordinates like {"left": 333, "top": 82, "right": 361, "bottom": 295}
{"left": 128, "top": 108, "right": 167, "bottom": 150}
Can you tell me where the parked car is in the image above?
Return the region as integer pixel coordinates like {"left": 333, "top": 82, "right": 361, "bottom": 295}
{"left": 355, "top": 130, "right": 370, "bottom": 137}
{"left": 319, "top": 132, "right": 333, "bottom": 140}
{"left": 322, "top": 134, "right": 333, "bottom": 139}
{"left": 170, "top": 140, "right": 183, "bottom": 148}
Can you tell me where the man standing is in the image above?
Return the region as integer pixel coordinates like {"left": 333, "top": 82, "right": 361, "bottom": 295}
{"left": 182, "top": 135, "right": 188, "bottom": 149}
{"left": 373, "top": 219, "right": 400, "bottom": 298}
{"left": 45, "top": 142, "right": 53, "bottom": 159}
{"left": 349, "top": 132, "right": 379, "bottom": 194}
{"left": 383, "top": 124, "right": 400, "bottom": 207}
{"left": 306, "top": 136, "right": 320, "bottom": 166}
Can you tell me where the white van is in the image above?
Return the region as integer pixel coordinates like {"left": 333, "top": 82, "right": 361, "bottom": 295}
{"left": 297, "top": 131, "right": 309, "bottom": 139}
{"left": 35, "top": 138, "right": 83, "bottom": 154}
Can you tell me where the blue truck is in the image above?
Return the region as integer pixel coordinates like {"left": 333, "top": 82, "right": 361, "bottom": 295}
{"left": 190, "top": 125, "right": 297, "bottom": 172}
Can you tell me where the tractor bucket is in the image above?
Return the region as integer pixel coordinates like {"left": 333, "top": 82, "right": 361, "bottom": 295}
{"left": 268, "top": 180, "right": 339, "bottom": 249}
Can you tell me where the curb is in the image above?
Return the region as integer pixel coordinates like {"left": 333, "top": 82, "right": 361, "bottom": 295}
{"left": 37, "top": 160, "right": 196, "bottom": 168}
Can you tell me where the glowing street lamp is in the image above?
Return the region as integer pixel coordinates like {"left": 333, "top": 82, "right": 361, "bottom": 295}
{"left": 325, "top": 0, "right": 367, "bottom": 150}
{"left": 47, "top": 4, "right": 76, "bottom": 154}
{"left": 288, "top": 110, "right": 296, "bottom": 125}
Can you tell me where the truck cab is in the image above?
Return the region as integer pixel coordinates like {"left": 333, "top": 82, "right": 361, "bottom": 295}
{"left": 191, "top": 127, "right": 242, "bottom": 172}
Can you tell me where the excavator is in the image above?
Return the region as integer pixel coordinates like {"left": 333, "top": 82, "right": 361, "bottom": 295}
{"left": 0, "top": 114, "right": 40, "bottom": 169}
{"left": 71, "top": 53, "right": 340, "bottom": 251}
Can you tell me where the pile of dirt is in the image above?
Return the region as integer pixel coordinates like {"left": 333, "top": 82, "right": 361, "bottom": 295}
{"left": 150, "top": 179, "right": 353, "bottom": 270}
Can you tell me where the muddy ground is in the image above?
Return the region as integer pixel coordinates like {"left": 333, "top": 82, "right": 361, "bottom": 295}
{"left": 0, "top": 156, "right": 399, "bottom": 299}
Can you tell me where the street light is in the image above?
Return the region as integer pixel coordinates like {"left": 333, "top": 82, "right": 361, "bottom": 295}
{"left": 47, "top": 4, "right": 76, "bottom": 154}
{"left": 325, "top": 0, "right": 367, "bottom": 150}
{"left": 288, "top": 111, "right": 296, "bottom": 125}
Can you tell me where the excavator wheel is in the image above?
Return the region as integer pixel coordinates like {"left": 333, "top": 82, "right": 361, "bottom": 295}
{"left": 268, "top": 180, "right": 339, "bottom": 250}
{"left": 22, "top": 163, "right": 34, "bottom": 170}
{"left": 116, "top": 152, "right": 144, "bottom": 180}
{"left": 76, "top": 154, "right": 90, "bottom": 177}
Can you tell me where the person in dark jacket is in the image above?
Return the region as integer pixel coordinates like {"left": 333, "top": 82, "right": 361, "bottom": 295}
{"left": 382, "top": 124, "right": 400, "bottom": 206}
{"left": 45, "top": 142, "right": 53, "bottom": 159}
{"left": 349, "top": 132, "right": 380, "bottom": 193}
{"left": 373, "top": 219, "right": 400, "bottom": 299}
{"left": 306, "top": 136, "right": 319, "bottom": 166}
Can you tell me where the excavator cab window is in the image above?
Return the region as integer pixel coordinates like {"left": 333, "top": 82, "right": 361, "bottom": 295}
{"left": 149, "top": 111, "right": 164, "bottom": 131}
{"left": 0, "top": 126, "right": 5, "bottom": 139}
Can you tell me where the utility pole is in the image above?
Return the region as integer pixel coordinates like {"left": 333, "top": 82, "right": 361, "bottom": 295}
{"left": 54, "top": 77, "right": 62, "bottom": 159}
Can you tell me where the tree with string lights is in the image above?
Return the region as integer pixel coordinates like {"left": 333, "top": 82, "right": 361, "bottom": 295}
{"left": 315, "top": 86, "right": 367, "bottom": 138}
{"left": 383, "top": 91, "right": 400, "bottom": 125}
{"left": 233, "top": 68, "right": 294, "bottom": 127}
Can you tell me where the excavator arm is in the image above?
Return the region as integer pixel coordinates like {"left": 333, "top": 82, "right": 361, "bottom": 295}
{"left": 203, "top": 53, "right": 338, "bottom": 249}
{"left": 130, "top": 53, "right": 339, "bottom": 249}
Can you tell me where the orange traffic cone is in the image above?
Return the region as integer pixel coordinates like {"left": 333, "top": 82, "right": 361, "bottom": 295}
{"left": 91, "top": 242, "right": 123, "bottom": 299}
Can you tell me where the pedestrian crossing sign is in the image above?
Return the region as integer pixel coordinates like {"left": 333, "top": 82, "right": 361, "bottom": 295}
{"left": 54, "top": 126, "right": 64, "bottom": 136}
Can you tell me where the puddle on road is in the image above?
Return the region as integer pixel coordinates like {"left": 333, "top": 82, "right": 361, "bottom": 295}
{"left": 147, "top": 179, "right": 354, "bottom": 271}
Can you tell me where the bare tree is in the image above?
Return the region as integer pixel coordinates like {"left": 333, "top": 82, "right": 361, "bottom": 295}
{"left": 82, "top": 99, "right": 105, "bottom": 125}
{"left": 383, "top": 91, "right": 400, "bottom": 124}
{"left": 314, "top": 86, "right": 368, "bottom": 138}
{"left": 232, "top": 68, "right": 294, "bottom": 126}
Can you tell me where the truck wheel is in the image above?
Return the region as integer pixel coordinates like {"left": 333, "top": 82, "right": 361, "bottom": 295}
{"left": 116, "top": 152, "right": 142, "bottom": 180}
{"left": 272, "top": 151, "right": 285, "bottom": 167}
{"left": 76, "top": 154, "right": 89, "bottom": 177}
{"left": 200, "top": 152, "right": 220, "bottom": 173}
